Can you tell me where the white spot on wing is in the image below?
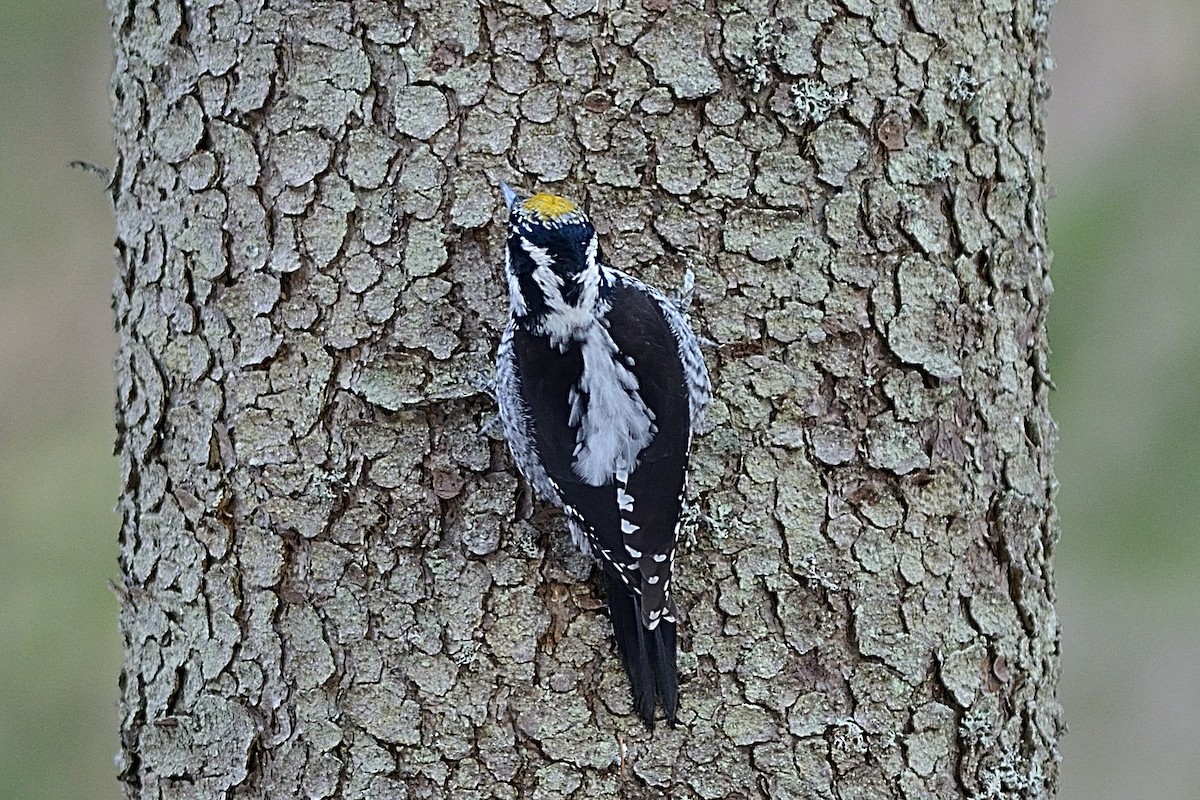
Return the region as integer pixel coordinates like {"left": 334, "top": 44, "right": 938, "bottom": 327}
{"left": 620, "top": 519, "right": 639, "bottom": 535}
{"left": 625, "top": 545, "right": 642, "bottom": 558}
{"left": 616, "top": 486, "right": 634, "bottom": 512}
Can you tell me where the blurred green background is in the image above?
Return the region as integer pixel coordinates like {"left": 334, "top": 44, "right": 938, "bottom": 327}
{"left": 1, "top": 1, "right": 1196, "bottom": 798}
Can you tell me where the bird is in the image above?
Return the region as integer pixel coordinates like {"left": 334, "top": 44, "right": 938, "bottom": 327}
{"left": 493, "top": 183, "right": 710, "bottom": 728}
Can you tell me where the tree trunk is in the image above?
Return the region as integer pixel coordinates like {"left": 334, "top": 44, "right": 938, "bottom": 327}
{"left": 111, "top": 0, "right": 1062, "bottom": 797}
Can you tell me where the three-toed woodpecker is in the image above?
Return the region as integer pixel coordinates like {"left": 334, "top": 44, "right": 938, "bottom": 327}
{"left": 494, "top": 184, "right": 710, "bottom": 727}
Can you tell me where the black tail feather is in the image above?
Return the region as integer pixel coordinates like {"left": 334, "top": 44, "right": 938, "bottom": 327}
{"left": 604, "top": 573, "right": 678, "bottom": 729}
{"left": 650, "top": 615, "right": 678, "bottom": 726}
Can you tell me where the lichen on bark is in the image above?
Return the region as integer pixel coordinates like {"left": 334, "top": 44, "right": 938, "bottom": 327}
{"left": 111, "top": 0, "right": 1061, "bottom": 797}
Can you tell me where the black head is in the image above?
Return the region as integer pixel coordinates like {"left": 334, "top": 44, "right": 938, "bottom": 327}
{"left": 501, "top": 185, "right": 608, "bottom": 330}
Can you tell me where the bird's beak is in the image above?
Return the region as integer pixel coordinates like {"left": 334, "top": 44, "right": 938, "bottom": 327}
{"left": 500, "top": 181, "right": 519, "bottom": 211}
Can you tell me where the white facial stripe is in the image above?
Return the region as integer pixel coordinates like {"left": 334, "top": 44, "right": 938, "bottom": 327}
{"left": 520, "top": 238, "right": 555, "bottom": 269}
{"left": 532, "top": 264, "right": 561, "bottom": 297}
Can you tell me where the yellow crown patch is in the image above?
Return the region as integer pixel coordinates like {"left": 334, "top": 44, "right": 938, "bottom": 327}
{"left": 522, "top": 192, "right": 576, "bottom": 220}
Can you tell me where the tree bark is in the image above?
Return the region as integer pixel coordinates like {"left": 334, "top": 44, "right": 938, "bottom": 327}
{"left": 111, "top": 0, "right": 1062, "bottom": 798}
